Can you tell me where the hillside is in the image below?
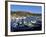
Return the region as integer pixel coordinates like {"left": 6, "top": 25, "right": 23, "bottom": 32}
{"left": 11, "top": 11, "right": 41, "bottom": 17}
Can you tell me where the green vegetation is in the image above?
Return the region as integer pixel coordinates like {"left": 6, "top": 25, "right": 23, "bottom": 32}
{"left": 11, "top": 11, "right": 41, "bottom": 17}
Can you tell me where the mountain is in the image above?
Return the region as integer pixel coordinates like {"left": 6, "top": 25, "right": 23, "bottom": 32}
{"left": 11, "top": 11, "right": 41, "bottom": 17}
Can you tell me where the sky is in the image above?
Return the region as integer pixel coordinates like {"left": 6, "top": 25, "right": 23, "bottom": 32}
{"left": 11, "top": 5, "right": 42, "bottom": 14}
